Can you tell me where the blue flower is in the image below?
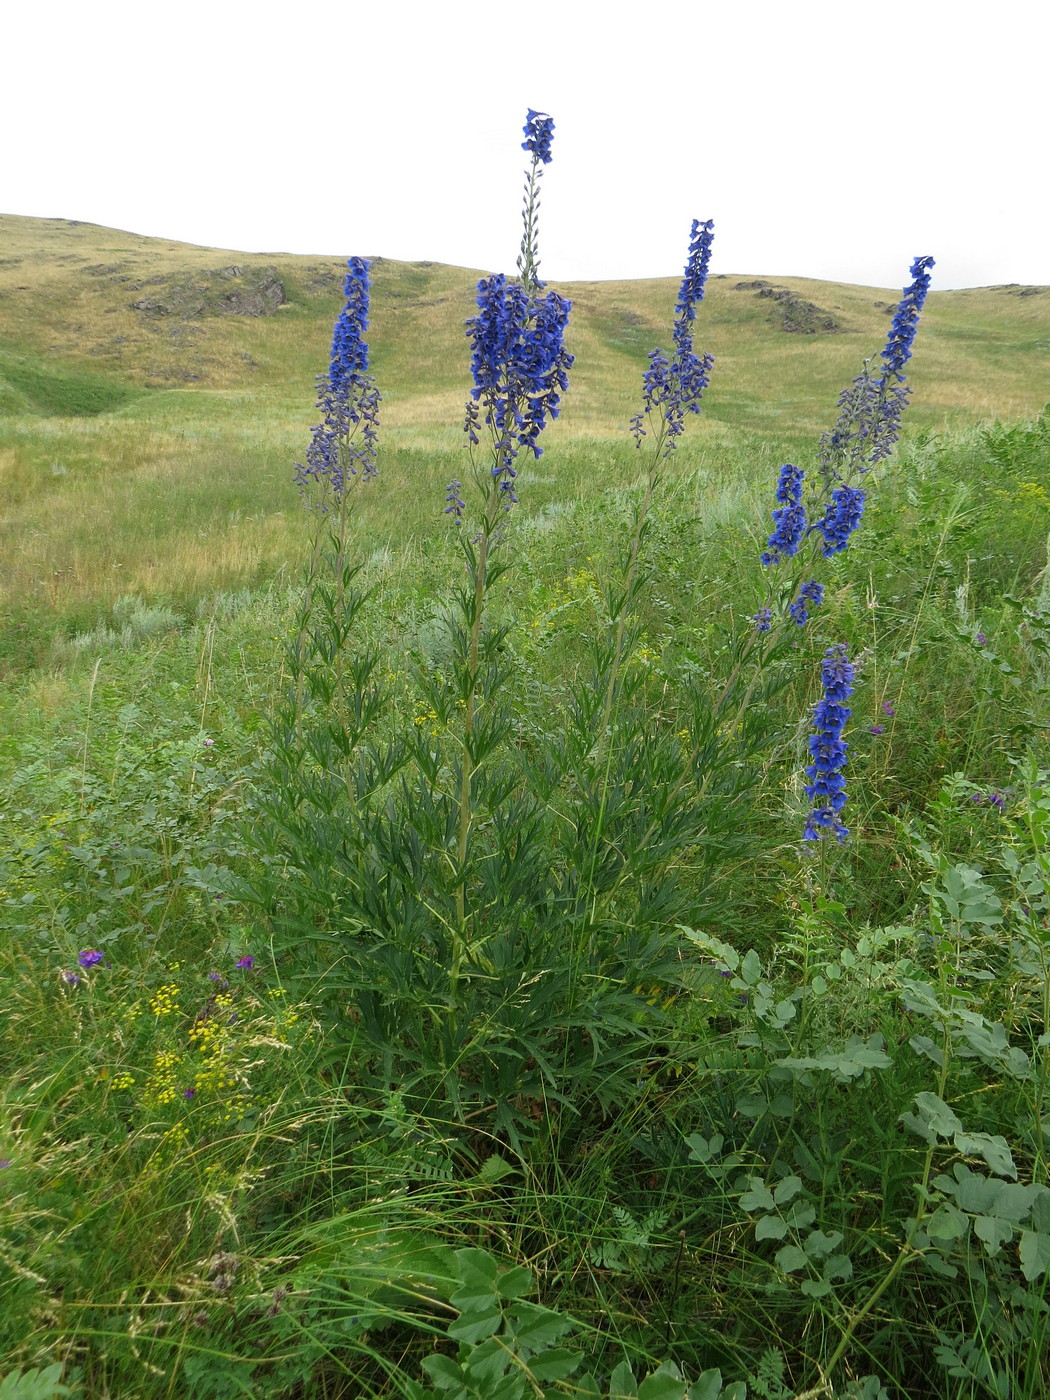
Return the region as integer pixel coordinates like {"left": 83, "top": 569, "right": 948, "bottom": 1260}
{"left": 295, "top": 259, "right": 381, "bottom": 501}
{"left": 815, "top": 484, "right": 865, "bottom": 556}
{"left": 761, "top": 464, "right": 807, "bottom": 565}
{"left": 464, "top": 274, "right": 573, "bottom": 505}
{"left": 788, "top": 579, "right": 825, "bottom": 626}
{"left": 752, "top": 607, "right": 773, "bottom": 632}
{"left": 803, "top": 644, "right": 854, "bottom": 842}
{"left": 444, "top": 479, "right": 465, "bottom": 523}
{"left": 631, "top": 220, "right": 715, "bottom": 454}
{"left": 78, "top": 949, "right": 104, "bottom": 968}
{"left": 522, "top": 109, "right": 555, "bottom": 165}
{"left": 881, "top": 255, "right": 935, "bottom": 381}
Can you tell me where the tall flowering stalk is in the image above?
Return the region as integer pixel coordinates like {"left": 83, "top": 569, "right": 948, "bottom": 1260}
{"left": 446, "top": 110, "right": 573, "bottom": 948}
{"left": 629, "top": 219, "right": 716, "bottom": 460}
{"left": 294, "top": 258, "right": 380, "bottom": 506}
{"left": 581, "top": 222, "right": 716, "bottom": 920}
{"left": 803, "top": 644, "right": 855, "bottom": 843}
{"left": 291, "top": 258, "right": 381, "bottom": 728}
{"left": 755, "top": 256, "right": 934, "bottom": 630}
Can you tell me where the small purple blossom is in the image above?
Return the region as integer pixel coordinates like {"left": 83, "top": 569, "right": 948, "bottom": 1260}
{"left": 444, "top": 479, "right": 465, "bottom": 523}
{"left": 522, "top": 109, "right": 555, "bottom": 165}
{"left": 61, "top": 969, "right": 82, "bottom": 986}
{"left": 975, "top": 633, "right": 986, "bottom": 646}
{"left": 803, "top": 644, "right": 855, "bottom": 843}
{"left": 294, "top": 258, "right": 381, "bottom": 501}
{"left": 631, "top": 219, "right": 715, "bottom": 454}
{"left": 881, "top": 256, "right": 936, "bottom": 380}
{"left": 464, "top": 274, "right": 573, "bottom": 506}
{"left": 869, "top": 725, "right": 885, "bottom": 735}
{"left": 881, "top": 701, "right": 896, "bottom": 716}
{"left": 183, "top": 1086, "right": 197, "bottom": 1099}
{"left": 235, "top": 955, "right": 255, "bottom": 970}
{"left": 752, "top": 607, "right": 773, "bottom": 632}
{"left": 208, "top": 971, "right": 229, "bottom": 987}
{"left": 761, "top": 464, "right": 807, "bottom": 565}
{"left": 815, "top": 484, "right": 866, "bottom": 556}
{"left": 988, "top": 791, "right": 1006, "bottom": 811}
{"left": 788, "top": 579, "right": 825, "bottom": 627}
{"left": 0, "top": 1159, "right": 11, "bottom": 1170}
{"left": 78, "top": 949, "right": 104, "bottom": 969}
{"left": 202, "top": 737, "right": 214, "bottom": 747}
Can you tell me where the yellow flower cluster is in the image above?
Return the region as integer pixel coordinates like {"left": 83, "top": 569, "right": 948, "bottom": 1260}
{"left": 148, "top": 983, "right": 180, "bottom": 1017}
{"left": 144, "top": 1049, "right": 181, "bottom": 1105}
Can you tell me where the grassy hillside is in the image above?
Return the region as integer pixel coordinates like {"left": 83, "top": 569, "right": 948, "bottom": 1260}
{"left": 1, "top": 212, "right": 1048, "bottom": 670}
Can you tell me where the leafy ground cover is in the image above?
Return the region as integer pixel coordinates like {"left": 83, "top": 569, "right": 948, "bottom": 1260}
{"left": 1, "top": 165, "right": 1050, "bottom": 1397}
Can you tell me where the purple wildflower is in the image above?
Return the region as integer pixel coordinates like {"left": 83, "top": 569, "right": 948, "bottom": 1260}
{"left": 815, "top": 484, "right": 866, "bottom": 556}
{"left": 522, "top": 109, "right": 555, "bottom": 165}
{"left": 803, "top": 644, "right": 854, "bottom": 842}
{"left": 464, "top": 274, "right": 573, "bottom": 505}
{"left": 869, "top": 724, "right": 885, "bottom": 735}
{"left": 881, "top": 256, "right": 936, "bottom": 380}
{"left": 761, "top": 464, "right": 807, "bottom": 565}
{"left": 183, "top": 1086, "right": 197, "bottom": 1099}
{"left": 988, "top": 791, "right": 1006, "bottom": 811}
{"left": 975, "top": 633, "right": 986, "bottom": 646}
{"left": 788, "top": 579, "right": 825, "bottom": 626}
{"left": 444, "top": 480, "right": 465, "bottom": 523}
{"left": 78, "top": 949, "right": 104, "bottom": 969}
{"left": 881, "top": 701, "right": 896, "bottom": 716}
{"left": 0, "top": 1160, "right": 11, "bottom": 1170}
{"left": 61, "top": 969, "right": 82, "bottom": 986}
{"left": 294, "top": 258, "right": 381, "bottom": 501}
{"left": 752, "top": 607, "right": 773, "bottom": 632}
{"left": 235, "top": 955, "right": 255, "bottom": 970}
{"left": 631, "top": 219, "right": 715, "bottom": 454}
{"left": 202, "top": 737, "right": 214, "bottom": 747}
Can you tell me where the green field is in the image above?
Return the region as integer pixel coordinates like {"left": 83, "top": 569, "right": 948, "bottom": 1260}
{"left": 2, "top": 212, "right": 1050, "bottom": 1400}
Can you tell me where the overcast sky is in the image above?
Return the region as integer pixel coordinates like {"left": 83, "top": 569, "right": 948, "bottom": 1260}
{"left": 4, "top": 0, "right": 1046, "bottom": 291}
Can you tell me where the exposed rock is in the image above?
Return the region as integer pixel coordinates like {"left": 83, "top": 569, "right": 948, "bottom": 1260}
{"left": 129, "top": 266, "right": 286, "bottom": 319}
{"left": 756, "top": 285, "right": 843, "bottom": 334}
{"left": 735, "top": 279, "right": 771, "bottom": 290}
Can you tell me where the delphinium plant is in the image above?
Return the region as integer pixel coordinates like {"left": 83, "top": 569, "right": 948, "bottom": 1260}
{"left": 754, "top": 256, "right": 935, "bottom": 637}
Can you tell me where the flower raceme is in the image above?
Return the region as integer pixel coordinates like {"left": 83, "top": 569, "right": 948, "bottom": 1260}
{"left": 803, "top": 644, "right": 855, "bottom": 843}
{"left": 522, "top": 108, "right": 555, "bottom": 165}
{"left": 294, "top": 258, "right": 380, "bottom": 502}
{"left": 757, "top": 255, "right": 934, "bottom": 628}
{"left": 631, "top": 219, "right": 715, "bottom": 455}
{"left": 463, "top": 273, "right": 573, "bottom": 506}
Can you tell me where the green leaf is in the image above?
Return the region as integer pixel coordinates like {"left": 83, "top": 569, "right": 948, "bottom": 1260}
{"left": 773, "top": 1175, "right": 803, "bottom": 1205}
{"left": 775, "top": 1244, "right": 807, "bottom": 1273}
{"left": 804, "top": 1229, "right": 844, "bottom": 1260}
{"left": 755, "top": 1214, "right": 788, "bottom": 1241}
{"left": 447, "top": 1305, "right": 502, "bottom": 1344}
{"left": 800, "top": 1279, "right": 833, "bottom": 1298}
{"left": 638, "top": 1363, "right": 686, "bottom": 1400}
{"left": 740, "top": 1179, "right": 775, "bottom": 1212}
{"left": 508, "top": 1303, "right": 575, "bottom": 1351}
{"left": 927, "top": 1204, "right": 969, "bottom": 1241}
{"left": 0, "top": 1369, "right": 71, "bottom": 1400}
{"left": 688, "top": 1371, "right": 724, "bottom": 1400}
{"left": 1019, "top": 1229, "right": 1050, "bottom": 1282}
{"left": 478, "top": 1155, "right": 519, "bottom": 1186}
{"left": 823, "top": 1253, "right": 853, "bottom": 1283}
{"left": 496, "top": 1265, "right": 535, "bottom": 1300}
{"left": 954, "top": 1132, "right": 1017, "bottom": 1179}
{"left": 421, "top": 1354, "right": 466, "bottom": 1392}
{"left": 610, "top": 1360, "right": 638, "bottom": 1399}
{"left": 912, "top": 1093, "right": 964, "bottom": 1138}
{"left": 973, "top": 1215, "right": 1014, "bottom": 1255}
{"left": 739, "top": 950, "right": 762, "bottom": 986}
{"left": 528, "top": 1349, "right": 582, "bottom": 1383}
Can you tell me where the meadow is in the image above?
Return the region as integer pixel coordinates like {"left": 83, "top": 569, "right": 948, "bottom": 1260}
{"left": 1, "top": 126, "right": 1050, "bottom": 1400}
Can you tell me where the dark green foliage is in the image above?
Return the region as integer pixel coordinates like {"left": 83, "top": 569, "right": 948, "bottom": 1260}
{"left": 0, "top": 347, "right": 139, "bottom": 416}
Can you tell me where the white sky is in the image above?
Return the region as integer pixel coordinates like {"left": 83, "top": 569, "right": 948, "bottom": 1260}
{"left": 3, "top": 0, "right": 1046, "bottom": 291}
